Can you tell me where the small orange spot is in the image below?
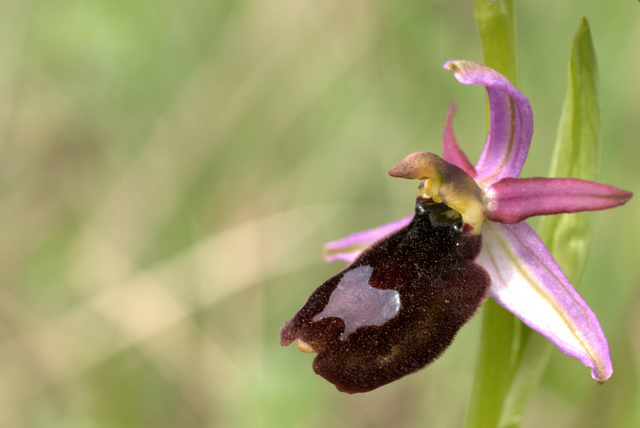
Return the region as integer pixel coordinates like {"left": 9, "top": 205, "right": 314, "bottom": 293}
{"left": 296, "top": 340, "right": 316, "bottom": 353}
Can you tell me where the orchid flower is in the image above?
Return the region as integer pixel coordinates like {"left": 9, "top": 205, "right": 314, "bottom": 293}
{"left": 280, "top": 60, "right": 632, "bottom": 393}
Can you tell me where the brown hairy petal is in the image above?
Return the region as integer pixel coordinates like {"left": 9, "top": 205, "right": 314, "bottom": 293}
{"left": 280, "top": 200, "right": 490, "bottom": 393}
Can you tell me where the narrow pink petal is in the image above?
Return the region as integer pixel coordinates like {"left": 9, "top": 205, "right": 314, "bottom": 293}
{"left": 443, "top": 60, "right": 533, "bottom": 184}
{"left": 478, "top": 221, "right": 613, "bottom": 382}
{"left": 323, "top": 215, "right": 413, "bottom": 263}
{"left": 486, "top": 177, "right": 633, "bottom": 223}
{"left": 442, "top": 102, "right": 477, "bottom": 177}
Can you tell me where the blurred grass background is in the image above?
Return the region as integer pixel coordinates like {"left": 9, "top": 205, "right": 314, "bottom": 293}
{"left": 0, "top": 0, "right": 638, "bottom": 427}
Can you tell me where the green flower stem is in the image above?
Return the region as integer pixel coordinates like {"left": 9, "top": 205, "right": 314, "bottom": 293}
{"left": 466, "top": 2, "right": 521, "bottom": 428}
{"left": 465, "top": 10, "right": 601, "bottom": 428}
{"left": 473, "top": 0, "right": 518, "bottom": 85}
{"left": 465, "top": 299, "right": 522, "bottom": 428}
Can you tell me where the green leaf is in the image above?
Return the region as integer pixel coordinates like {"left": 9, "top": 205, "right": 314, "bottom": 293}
{"left": 497, "top": 17, "right": 601, "bottom": 428}
{"left": 538, "top": 16, "right": 600, "bottom": 279}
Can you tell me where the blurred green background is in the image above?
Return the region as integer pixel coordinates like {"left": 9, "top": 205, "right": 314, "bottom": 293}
{"left": 0, "top": 0, "right": 638, "bottom": 427}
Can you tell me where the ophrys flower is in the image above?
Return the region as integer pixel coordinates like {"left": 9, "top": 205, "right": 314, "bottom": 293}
{"left": 281, "top": 60, "right": 632, "bottom": 393}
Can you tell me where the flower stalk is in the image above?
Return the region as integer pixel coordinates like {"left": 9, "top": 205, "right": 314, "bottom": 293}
{"left": 466, "top": 1, "right": 522, "bottom": 427}
{"left": 466, "top": 5, "right": 605, "bottom": 428}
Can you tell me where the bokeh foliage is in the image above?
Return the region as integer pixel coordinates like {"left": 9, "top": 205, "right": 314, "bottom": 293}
{"left": 0, "top": 0, "right": 638, "bottom": 427}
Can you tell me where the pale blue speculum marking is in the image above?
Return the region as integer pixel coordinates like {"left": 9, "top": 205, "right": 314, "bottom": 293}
{"left": 313, "top": 265, "right": 401, "bottom": 339}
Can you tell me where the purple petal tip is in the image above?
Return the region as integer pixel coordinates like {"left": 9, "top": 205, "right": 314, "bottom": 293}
{"left": 487, "top": 177, "right": 633, "bottom": 224}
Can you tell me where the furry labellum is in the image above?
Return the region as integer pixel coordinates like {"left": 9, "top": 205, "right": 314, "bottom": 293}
{"left": 280, "top": 199, "right": 490, "bottom": 393}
